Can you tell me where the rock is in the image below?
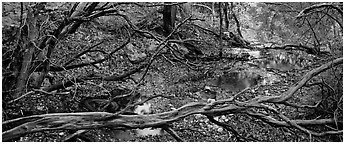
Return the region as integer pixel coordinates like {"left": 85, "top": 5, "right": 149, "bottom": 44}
{"left": 217, "top": 127, "right": 224, "bottom": 132}
{"left": 198, "top": 86, "right": 217, "bottom": 101}
{"left": 125, "top": 43, "right": 147, "bottom": 63}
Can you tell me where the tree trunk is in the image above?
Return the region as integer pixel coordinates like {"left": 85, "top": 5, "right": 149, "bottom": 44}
{"left": 218, "top": 2, "right": 223, "bottom": 57}
{"left": 223, "top": 2, "right": 229, "bottom": 31}
{"left": 163, "top": 2, "right": 177, "bottom": 37}
{"left": 13, "top": 4, "right": 39, "bottom": 98}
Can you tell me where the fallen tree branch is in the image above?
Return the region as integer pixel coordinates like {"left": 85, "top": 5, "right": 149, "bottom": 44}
{"left": 206, "top": 115, "right": 249, "bottom": 142}
{"left": 245, "top": 111, "right": 342, "bottom": 127}
{"left": 60, "top": 129, "right": 87, "bottom": 142}
{"left": 246, "top": 57, "right": 342, "bottom": 103}
{"left": 7, "top": 91, "right": 35, "bottom": 104}
{"left": 3, "top": 58, "right": 342, "bottom": 141}
{"left": 296, "top": 3, "right": 343, "bottom": 18}
{"left": 47, "top": 35, "right": 130, "bottom": 72}
{"left": 3, "top": 95, "right": 342, "bottom": 141}
{"left": 162, "top": 125, "right": 184, "bottom": 142}
{"left": 137, "top": 15, "right": 193, "bottom": 85}
{"left": 1, "top": 102, "right": 203, "bottom": 141}
{"left": 42, "top": 63, "right": 146, "bottom": 92}
{"left": 61, "top": 35, "right": 131, "bottom": 71}
{"left": 63, "top": 41, "right": 105, "bottom": 67}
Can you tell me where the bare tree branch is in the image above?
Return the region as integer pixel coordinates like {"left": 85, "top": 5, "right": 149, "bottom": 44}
{"left": 246, "top": 111, "right": 342, "bottom": 127}
{"left": 162, "top": 125, "right": 184, "bottom": 142}
{"left": 247, "top": 57, "right": 342, "bottom": 103}
{"left": 63, "top": 41, "right": 105, "bottom": 67}
{"left": 296, "top": 3, "right": 343, "bottom": 18}
{"left": 207, "top": 115, "right": 250, "bottom": 142}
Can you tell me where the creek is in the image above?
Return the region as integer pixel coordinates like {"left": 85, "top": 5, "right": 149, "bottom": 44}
{"left": 111, "top": 47, "right": 307, "bottom": 140}
{"left": 208, "top": 48, "right": 307, "bottom": 92}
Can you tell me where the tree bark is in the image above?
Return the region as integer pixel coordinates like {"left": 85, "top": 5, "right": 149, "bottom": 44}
{"left": 163, "top": 2, "right": 177, "bottom": 37}
{"left": 13, "top": 4, "right": 39, "bottom": 98}
{"left": 218, "top": 2, "right": 223, "bottom": 57}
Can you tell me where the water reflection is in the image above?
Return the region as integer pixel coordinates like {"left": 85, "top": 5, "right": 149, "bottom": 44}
{"left": 255, "top": 49, "right": 304, "bottom": 71}
{"left": 208, "top": 71, "right": 262, "bottom": 92}
{"left": 230, "top": 47, "right": 304, "bottom": 71}
{"left": 256, "top": 59, "right": 300, "bottom": 71}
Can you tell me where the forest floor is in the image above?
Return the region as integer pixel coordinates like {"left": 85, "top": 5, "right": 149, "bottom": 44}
{"left": 14, "top": 49, "right": 340, "bottom": 142}
{"left": 120, "top": 54, "right": 338, "bottom": 142}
